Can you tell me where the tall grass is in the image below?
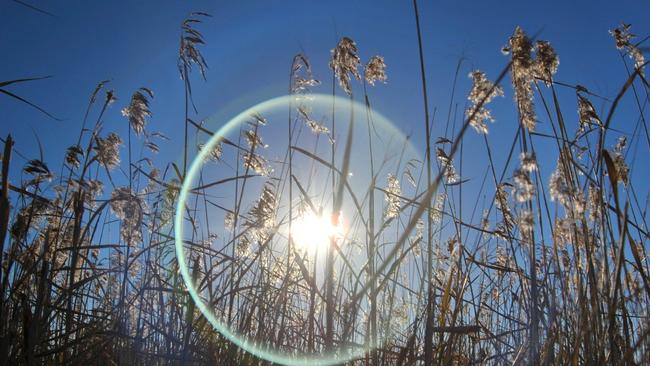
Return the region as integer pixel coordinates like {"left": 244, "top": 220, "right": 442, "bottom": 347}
{"left": 1, "top": 8, "right": 648, "bottom": 366}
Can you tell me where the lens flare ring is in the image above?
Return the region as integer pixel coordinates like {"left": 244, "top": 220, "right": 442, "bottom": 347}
{"left": 175, "top": 93, "right": 418, "bottom": 366}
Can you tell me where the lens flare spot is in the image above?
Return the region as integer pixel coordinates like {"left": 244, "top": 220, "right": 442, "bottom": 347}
{"left": 291, "top": 211, "right": 345, "bottom": 252}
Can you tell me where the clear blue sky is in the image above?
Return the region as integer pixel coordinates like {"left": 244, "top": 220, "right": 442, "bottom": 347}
{"left": 1, "top": 0, "right": 648, "bottom": 195}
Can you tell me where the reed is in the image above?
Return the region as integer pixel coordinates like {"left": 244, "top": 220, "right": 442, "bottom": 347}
{"left": 0, "top": 8, "right": 648, "bottom": 366}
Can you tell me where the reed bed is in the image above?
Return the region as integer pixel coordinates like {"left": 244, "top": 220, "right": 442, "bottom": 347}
{"left": 1, "top": 7, "right": 648, "bottom": 366}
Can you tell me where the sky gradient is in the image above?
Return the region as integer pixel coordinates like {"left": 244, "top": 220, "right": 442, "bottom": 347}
{"left": 1, "top": 0, "right": 648, "bottom": 194}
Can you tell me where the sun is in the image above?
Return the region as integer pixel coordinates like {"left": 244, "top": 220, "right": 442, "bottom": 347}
{"left": 290, "top": 211, "right": 345, "bottom": 252}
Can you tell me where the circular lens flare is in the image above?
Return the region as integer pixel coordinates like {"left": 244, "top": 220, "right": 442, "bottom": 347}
{"left": 175, "top": 93, "right": 421, "bottom": 366}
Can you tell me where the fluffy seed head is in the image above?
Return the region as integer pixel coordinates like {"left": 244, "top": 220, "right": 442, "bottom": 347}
{"left": 364, "top": 56, "right": 387, "bottom": 86}
{"left": 466, "top": 70, "right": 504, "bottom": 134}
{"left": 122, "top": 88, "right": 153, "bottom": 136}
{"left": 198, "top": 141, "right": 223, "bottom": 162}
{"left": 384, "top": 174, "right": 401, "bottom": 219}
{"left": 519, "top": 152, "right": 538, "bottom": 172}
{"left": 610, "top": 23, "right": 645, "bottom": 73}
{"left": 506, "top": 27, "right": 537, "bottom": 131}
{"left": 534, "top": 40, "right": 559, "bottom": 85}
{"left": 110, "top": 187, "right": 146, "bottom": 246}
{"left": 94, "top": 132, "right": 122, "bottom": 171}
{"left": 65, "top": 145, "right": 84, "bottom": 169}
{"left": 329, "top": 37, "right": 361, "bottom": 95}
{"left": 179, "top": 13, "right": 210, "bottom": 80}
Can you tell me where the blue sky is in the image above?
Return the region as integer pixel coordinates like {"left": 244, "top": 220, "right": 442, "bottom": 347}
{"left": 1, "top": 0, "right": 648, "bottom": 198}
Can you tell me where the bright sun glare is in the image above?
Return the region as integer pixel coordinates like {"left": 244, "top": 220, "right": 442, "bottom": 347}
{"left": 290, "top": 212, "right": 345, "bottom": 252}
